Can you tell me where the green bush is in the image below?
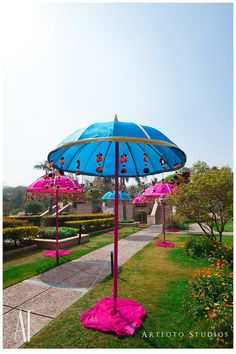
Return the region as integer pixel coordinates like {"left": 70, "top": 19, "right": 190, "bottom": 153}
{"left": 3, "top": 217, "right": 28, "bottom": 228}
{"left": 25, "top": 201, "right": 43, "bottom": 214}
{"left": 43, "top": 213, "right": 114, "bottom": 227}
{"left": 11, "top": 216, "right": 42, "bottom": 226}
{"left": 187, "top": 262, "right": 233, "bottom": 347}
{"left": 39, "top": 227, "right": 78, "bottom": 240}
{"left": 166, "top": 214, "right": 188, "bottom": 230}
{"left": 120, "top": 219, "right": 135, "bottom": 223}
{"left": 64, "top": 218, "right": 114, "bottom": 233}
{"left": 185, "top": 237, "right": 233, "bottom": 268}
{"left": 136, "top": 212, "right": 147, "bottom": 223}
{"left": 3, "top": 226, "right": 39, "bottom": 247}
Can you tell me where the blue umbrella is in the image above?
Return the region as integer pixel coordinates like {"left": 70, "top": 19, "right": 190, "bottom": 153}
{"left": 47, "top": 116, "right": 186, "bottom": 335}
{"left": 48, "top": 116, "right": 186, "bottom": 177}
{"left": 101, "top": 191, "right": 131, "bottom": 201}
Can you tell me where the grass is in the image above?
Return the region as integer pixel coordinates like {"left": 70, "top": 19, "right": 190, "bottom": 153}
{"left": 3, "top": 226, "right": 146, "bottom": 289}
{"left": 22, "top": 232, "right": 227, "bottom": 349}
{"left": 213, "top": 219, "right": 233, "bottom": 232}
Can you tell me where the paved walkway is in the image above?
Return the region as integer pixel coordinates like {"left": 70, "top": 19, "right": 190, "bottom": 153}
{"left": 3, "top": 225, "right": 161, "bottom": 348}
{"left": 168, "top": 223, "right": 233, "bottom": 236}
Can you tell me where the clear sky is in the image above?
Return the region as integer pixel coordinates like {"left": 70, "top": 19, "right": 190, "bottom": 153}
{"left": 3, "top": 2, "right": 233, "bottom": 186}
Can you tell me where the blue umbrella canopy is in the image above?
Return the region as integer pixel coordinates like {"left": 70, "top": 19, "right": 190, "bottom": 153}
{"left": 48, "top": 117, "right": 186, "bottom": 177}
{"left": 101, "top": 191, "right": 131, "bottom": 201}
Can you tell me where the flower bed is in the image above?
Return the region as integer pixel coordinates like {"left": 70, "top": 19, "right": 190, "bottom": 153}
{"left": 185, "top": 237, "right": 233, "bottom": 267}
{"left": 3, "top": 226, "right": 39, "bottom": 250}
{"left": 187, "top": 260, "right": 233, "bottom": 347}
{"left": 38, "top": 227, "right": 78, "bottom": 240}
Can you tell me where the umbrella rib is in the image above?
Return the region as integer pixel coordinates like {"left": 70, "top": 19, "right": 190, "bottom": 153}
{"left": 136, "top": 143, "right": 156, "bottom": 172}
{"left": 101, "top": 141, "right": 112, "bottom": 176}
{"left": 83, "top": 142, "right": 101, "bottom": 173}
{"left": 65, "top": 144, "right": 88, "bottom": 171}
{"left": 126, "top": 143, "right": 139, "bottom": 177}
{"left": 148, "top": 144, "right": 172, "bottom": 170}
{"left": 54, "top": 146, "right": 71, "bottom": 166}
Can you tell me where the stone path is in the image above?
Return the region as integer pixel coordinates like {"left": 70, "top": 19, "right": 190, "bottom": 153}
{"left": 3, "top": 225, "right": 161, "bottom": 348}
{"left": 168, "top": 223, "right": 233, "bottom": 236}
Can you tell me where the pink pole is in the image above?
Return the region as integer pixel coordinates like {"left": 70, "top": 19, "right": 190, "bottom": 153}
{"left": 163, "top": 199, "right": 166, "bottom": 243}
{"left": 113, "top": 141, "right": 119, "bottom": 315}
{"left": 56, "top": 188, "right": 59, "bottom": 265}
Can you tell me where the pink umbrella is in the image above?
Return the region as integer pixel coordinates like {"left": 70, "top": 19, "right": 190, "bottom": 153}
{"left": 132, "top": 194, "right": 148, "bottom": 205}
{"left": 143, "top": 181, "right": 176, "bottom": 248}
{"left": 26, "top": 173, "right": 84, "bottom": 264}
{"left": 132, "top": 194, "right": 148, "bottom": 225}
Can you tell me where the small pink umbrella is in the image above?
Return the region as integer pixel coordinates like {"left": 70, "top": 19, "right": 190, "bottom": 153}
{"left": 132, "top": 194, "right": 148, "bottom": 225}
{"left": 132, "top": 194, "right": 148, "bottom": 205}
{"left": 26, "top": 173, "right": 84, "bottom": 264}
{"left": 143, "top": 181, "right": 176, "bottom": 247}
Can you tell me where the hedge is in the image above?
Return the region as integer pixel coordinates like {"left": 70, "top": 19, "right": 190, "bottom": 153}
{"left": 64, "top": 218, "right": 114, "bottom": 233}
{"left": 3, "top": 226, "right": 39, "bottom": 246}
{"left": 43, "top": 213, "right": 114, "bottom": 227}
{"left": 39, "top": 227, "right": 78, "bottom": 240}
{"left": 3, "top": 217, "right": 29, "bottom": 228}
{"left": 10, "top": 216, "right": 42, "bottom": 226}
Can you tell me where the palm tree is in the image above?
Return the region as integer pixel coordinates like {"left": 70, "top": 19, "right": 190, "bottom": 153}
{"left": 33, "top": 160, "right": 49, "bottom": 171}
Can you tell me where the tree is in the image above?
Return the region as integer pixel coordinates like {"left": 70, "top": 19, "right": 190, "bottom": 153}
{"left": 33, "top": 160, "right": 54, "bottom": 214}
{"left": 168, "top": 165, "right": 233, "bottom": 242}
{"left": 25, "top": 201, "right": 43, "bottom": 215}
{"left": 3, "top": 186, "right": 26, "bottom": 215}
{"left": 191, "top": 160, "right": 210, "bottom": 174}
{"left": 33, "top": 160, "right": 49, "bottom": 171}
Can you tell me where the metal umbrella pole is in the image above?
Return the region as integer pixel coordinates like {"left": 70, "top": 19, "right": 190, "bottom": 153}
{"left": 162, "top": 199, "right": 166, "bottom": 244}
{"left": 113, "top": 141, "right": 119, "bottom": 315}
{"left": 55, "top": 187, "right": 59, "bottom": 266}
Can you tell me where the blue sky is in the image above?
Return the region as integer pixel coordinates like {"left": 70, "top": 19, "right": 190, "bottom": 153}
{"left": 3, "top": 2, "right": 233, "bottom": 186}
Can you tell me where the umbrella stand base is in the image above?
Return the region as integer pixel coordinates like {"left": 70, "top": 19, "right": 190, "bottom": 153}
{"left": 106, "top": 231, "right": 123, "bottom": 236}
{"left": 166, "top": 228, "right": 180, "bottom": 232}
{"left": 43, "top": 250, "right": 72, "bottom": 258}
{"left": 155, "top": 241, "right": 175, "bottom": 248}
{"left": 80, "top": 297, "right": 146, "bottom": 336}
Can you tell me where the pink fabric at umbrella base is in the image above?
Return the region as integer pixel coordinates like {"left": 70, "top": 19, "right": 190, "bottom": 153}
{"left": 80, "top": 297, "right": 147, "bottom": 336}
{"left": 155, "top": 241, "right": 175, "bottom": 248}
{"left": 107, "top": 231, "right": 123, "bottom": 236}
{"left": 139, "top": 223, "right": 147, "bottom": 227}
{"left": 166, "top": 228, "right": 180, "bottom": 232}
{"left": 43, "top": 250, "right": 72, "bottom": 258}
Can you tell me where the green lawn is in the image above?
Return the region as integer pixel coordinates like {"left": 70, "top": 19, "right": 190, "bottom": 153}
{"left": 213, "top": 219, "right": 233, "bottom": 232}
{"left": 22, "top": 232, "right": 233, "bottom": 349}
{"left": 3, "top": 226, "right": 146, "bottom": 289}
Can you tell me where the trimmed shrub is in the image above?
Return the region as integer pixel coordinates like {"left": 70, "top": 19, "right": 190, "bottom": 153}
{"left": 120, "top": 219, "right": 135, "bottom": 223}
{"left": 11, "top": 216, "right": 42, "bottom": 226}
{"left": 39, "top": 227, "right": 78, "bottom": 240}
{"left": 185, "top": 237, "right": 233, "bottom": 268}
{"left": 64, "top": 218, "right": 114, "bottom": 233}
{"left": 43, "top": 213, "right": 114, "bottom": 227}
{"left": 187, "top": 261, "right": 233, "bottom": 347}
{"left": 166, "top": 214, "right": 188, "bottom": 230}
{"left": 3, "top": 217, "right": 28, "bottom": 228}
{"left": 3, "top": 226, "right": 39, "bottom": 247}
